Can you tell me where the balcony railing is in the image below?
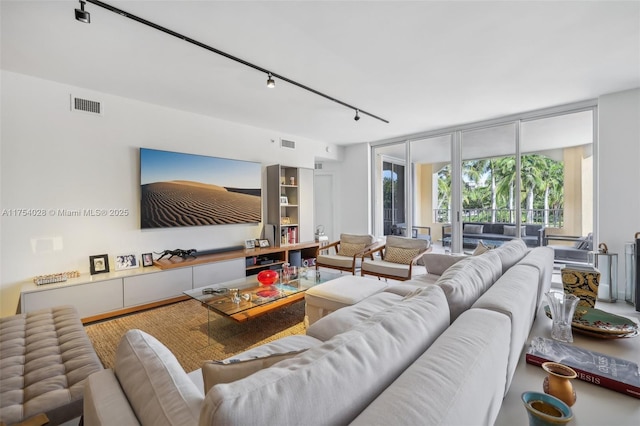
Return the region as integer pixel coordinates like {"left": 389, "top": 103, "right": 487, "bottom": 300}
{"left": 433, "top": 208, "right": 564, "bottom": 227}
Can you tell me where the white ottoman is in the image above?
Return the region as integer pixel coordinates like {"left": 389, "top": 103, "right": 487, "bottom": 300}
{"left": 304, "top": 275, "right": 388, "bottom": 326}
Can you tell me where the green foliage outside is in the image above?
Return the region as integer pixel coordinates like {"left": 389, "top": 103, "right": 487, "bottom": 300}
{"left": 437, "top": 154, "right": 564, "bottom": 225}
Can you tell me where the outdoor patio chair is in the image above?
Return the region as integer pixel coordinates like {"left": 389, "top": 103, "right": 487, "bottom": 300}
{"left": 315, "top": 233, "right": 378, "bottom": 274}
{"left": 543, "top": 232, "right": 593, "bottom": 264}
{"left": 360, "top": 235, "right": 431, "bottom": 281}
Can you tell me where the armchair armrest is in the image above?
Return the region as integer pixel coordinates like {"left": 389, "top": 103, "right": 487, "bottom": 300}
{"left": 362, "top": 244, "right": 385, "bottom": 260}
{"left": 316, "top": 240, "right": 340, "bottom": 256}
{"left": 543, "top": 234, "right": 585, "bottom": 245}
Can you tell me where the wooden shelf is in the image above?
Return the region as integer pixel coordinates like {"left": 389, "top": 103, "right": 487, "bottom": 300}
{"left": 154, "top": 242, "right": 320, "bottom": 271}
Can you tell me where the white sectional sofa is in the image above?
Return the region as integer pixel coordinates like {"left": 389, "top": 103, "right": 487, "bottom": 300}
{"left": 82, "top": 239, "right": 553, "bottom": 426}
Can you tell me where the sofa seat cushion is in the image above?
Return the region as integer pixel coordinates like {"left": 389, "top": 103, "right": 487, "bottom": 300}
{"left": 0, "top": 306, "right": 103, "bottom": 426}
{"left": 304, "top": 275, "right": 388, "bottom": 326}
{"left": 306, "top": 292, "right": 403, "bottom": 341}
{"left": 434, "top": 250, "right": 503, "bottom": 321}
{"left": 114, "top": 329, "right": 203, "bottom": 426}
{"left": 471, "top": 264, "right": 540, "bottom": 393}
{"left": 202, "top": 335, "right": 322, "bottom": 392}
{"left": 361, "top": 259, "right": 427, "bottom": 279}
{"left": 350, "top": 308, "right": 511, "bottom": 426}
{"left": 200, "top": 286, "right": 450, "bottom": 426}
{"left": 316, "top": 253, "right": 363, "bottom": 270}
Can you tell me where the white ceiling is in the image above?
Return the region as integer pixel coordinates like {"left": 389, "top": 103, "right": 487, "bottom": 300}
{"left": 2, "top": 1, "right": 639, "bottom": 146}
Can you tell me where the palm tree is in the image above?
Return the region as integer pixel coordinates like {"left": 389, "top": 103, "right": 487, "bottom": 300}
{"left": 494, "top": 156, "right": 517, "bottom": 222}
{"left": 521, "top": 155, "right": 545, "bottom": 223}
{"left": 437, "top": 166, "right": 452, "bottom": 222}
{"left": 539, "top": 158, "right": 564, "bottom": 226}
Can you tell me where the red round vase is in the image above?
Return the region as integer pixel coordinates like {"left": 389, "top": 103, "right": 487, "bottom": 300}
{"left": 257, "top": 270, "right": 279, "bottom": 286}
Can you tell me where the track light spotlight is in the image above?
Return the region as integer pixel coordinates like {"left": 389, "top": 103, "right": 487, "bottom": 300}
{"left": 354, "top": 110, "right": 361, "bottom": 121}
{"left": 75, "top": 0, "right": 90, "bottom": 23}
{"left": 266, "top": 73, "right": 275, "bottom": 88}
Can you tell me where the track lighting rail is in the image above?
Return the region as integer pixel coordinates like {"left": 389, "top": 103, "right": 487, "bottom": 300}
{"left": 80, "top": 0, "right": 389, "bottom": 124}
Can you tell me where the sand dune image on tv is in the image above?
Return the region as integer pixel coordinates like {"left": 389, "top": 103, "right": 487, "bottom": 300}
{"left": 141, "top": 181, "right": 261, "bottom": 228}
{"left": 139, "top": 148, "right": 262, "bottom": 229}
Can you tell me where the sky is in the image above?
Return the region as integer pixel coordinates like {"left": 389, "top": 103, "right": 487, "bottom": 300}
{"left": 140, "top": 148, "right": 261, "bottom": 189}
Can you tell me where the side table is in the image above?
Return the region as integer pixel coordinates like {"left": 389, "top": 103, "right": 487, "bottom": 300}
{"left": 495, "top": 301, "right": 640, "bottom": 425}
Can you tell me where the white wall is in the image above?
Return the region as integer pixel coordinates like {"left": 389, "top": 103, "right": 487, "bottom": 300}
{"left": 337, "top": 143, "right": 371, "bottom": 235}
{"left": 598, "top": 88, "right": 640, "bottom": 299}
{"left": 0, "top": 71, "right": 332, "bottom": 316}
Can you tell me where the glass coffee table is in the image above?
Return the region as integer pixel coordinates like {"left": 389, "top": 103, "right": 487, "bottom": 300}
{"left": 184, "top": 268, "right": 341, "bottom": 325}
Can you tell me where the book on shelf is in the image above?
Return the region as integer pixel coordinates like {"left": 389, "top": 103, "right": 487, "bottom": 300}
{"left": 525, "top": 336, "right": 640, "bottom": 399}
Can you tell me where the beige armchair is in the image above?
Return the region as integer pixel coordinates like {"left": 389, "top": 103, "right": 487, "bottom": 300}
{"left": 361, "top": 236, "right": 431, "bottom": 281}
{"left": 315, "top": 233, "right": 378, "bottom": 274}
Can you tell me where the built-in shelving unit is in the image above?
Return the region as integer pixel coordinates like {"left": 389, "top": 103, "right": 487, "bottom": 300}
{"left": 20, "top": 242, "right": 319, "bottom": 322}
{"left": 266, "top": 164, "right": 314, "bottom": 247}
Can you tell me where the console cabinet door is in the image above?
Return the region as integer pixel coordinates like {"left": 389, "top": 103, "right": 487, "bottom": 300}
{"left": 123, "top": 268, "right": 192, "bottom": 307}
{"left": 21, "top": 278, "right": 123, "bottom": 318}
{"left": 192, "top": 258, "right": 245, "bottom": 288}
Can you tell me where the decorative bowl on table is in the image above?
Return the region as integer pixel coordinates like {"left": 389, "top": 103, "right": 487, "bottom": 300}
{"left": 257, "top": 270, "right": 279, "bottom": 286}
{"left": 543, "top": 305, "right": 639, "bottom": 339}
{"left": 521, "top": 391, "right": 573, "bottom": 425}
{"left": 256, "top": 269, "right": 280, "bottom": 297}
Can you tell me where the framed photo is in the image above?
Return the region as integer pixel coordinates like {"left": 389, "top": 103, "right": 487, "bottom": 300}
{"left": 141, "top": 252, "right": 154, "bottom": 267}
{"left": 245, "top": 239, "right": 256, "bottom": 249}
{"left": 115, "top": 254, "right": 139, "bottom": 270}
{"left": 258, "top": 239, "right": 270, "bottom": 248}
{"left": 89, "top": 254, "right": 110, "bottom": 275}
{"left": 280, "top": 196, "right": 288, "bottom": 205}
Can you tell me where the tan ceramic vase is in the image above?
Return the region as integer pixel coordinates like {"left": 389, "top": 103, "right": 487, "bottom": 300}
{"left": 542, "top": 362, "right": 577, "bottom": 407}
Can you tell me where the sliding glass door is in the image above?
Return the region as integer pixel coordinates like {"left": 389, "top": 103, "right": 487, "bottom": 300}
{"left": 521, "top": 110, "right": 594, "bottom": 243}
{"left": 371, "top": 103, "right": 596, "bottom": 255}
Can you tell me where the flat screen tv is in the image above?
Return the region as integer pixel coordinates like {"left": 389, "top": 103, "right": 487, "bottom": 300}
{"left": 140, "top": 148, "right": 262, "bottom": 229}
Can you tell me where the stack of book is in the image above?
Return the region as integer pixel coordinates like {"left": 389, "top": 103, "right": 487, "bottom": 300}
{"left": 526, "top": 336, "right": 640, "bottom": 399}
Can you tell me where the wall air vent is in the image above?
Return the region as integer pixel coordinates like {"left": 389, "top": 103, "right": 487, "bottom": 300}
{"left": 281, "top": 139, "right": 296, "bottom": 149}
{"left": 70, "top": 95, "right": 102, "bottom": 115}
{"left": 315, "top": 163, "right": 323, "bottom": 170}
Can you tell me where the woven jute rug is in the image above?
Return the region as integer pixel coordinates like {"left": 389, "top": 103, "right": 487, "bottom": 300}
{"left": 84, "top": 299, "right": 306, "bottom": 373}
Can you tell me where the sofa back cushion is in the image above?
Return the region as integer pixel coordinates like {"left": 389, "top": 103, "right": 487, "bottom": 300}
{"left": 503, "top": 225, "right": 527, "bottom": 237}
{"left": 340, "top": 233, "right": 376, "bottom": 247}
{"left": 200, "top": 286, "right": 450, "bottom": 426}
{"left": 516, "top": 246, "right": 554, "bottom": 309}
{"left": 492, "top": 238, "right": 528, "bottom": 273}
{"left": 115, "top": 329, "right": 203, "bottom": 426}
{"left": 471, "top": 264, "right": 540, "bottom": 393}
{"left": 464, "top": 223, "right": 484, "bottom": 234}
{"left": 421, "top": 253, "right": 467, "bottom": 276}
{"left": 434, "top": 250, "right": 503, "bottom": 321}
{"left": 351, "top": 308, "right": 511, "bottom": 426}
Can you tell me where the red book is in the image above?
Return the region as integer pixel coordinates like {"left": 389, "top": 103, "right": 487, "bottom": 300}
{"left": 525, "top": 336, "right": 640, "bottom": 399}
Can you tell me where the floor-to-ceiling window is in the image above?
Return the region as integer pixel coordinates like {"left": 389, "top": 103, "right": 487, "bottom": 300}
{"left": 372, "top": 102, "right": 596, "bottom": 254}
{"left": 372, "top": 144, "right": 406, "bottom": 237}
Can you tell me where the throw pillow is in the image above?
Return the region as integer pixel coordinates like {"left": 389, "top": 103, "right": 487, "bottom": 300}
{"left": 472, "top": 240, "right": 491, "bottom": 256}
{"left": 384, "top": 246, "right": 421, "bottom": 264}
{"left": 503, "top": 225, "right": 527, "bottom": 237}
{"left": 337, "top": 242, "right": 366, "bottom": 257}
{"left": 202, "top": 349, "right": 307, "bottom": 393}
{"left": 464, "top": 224, "right": 484, "bottom": 234}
